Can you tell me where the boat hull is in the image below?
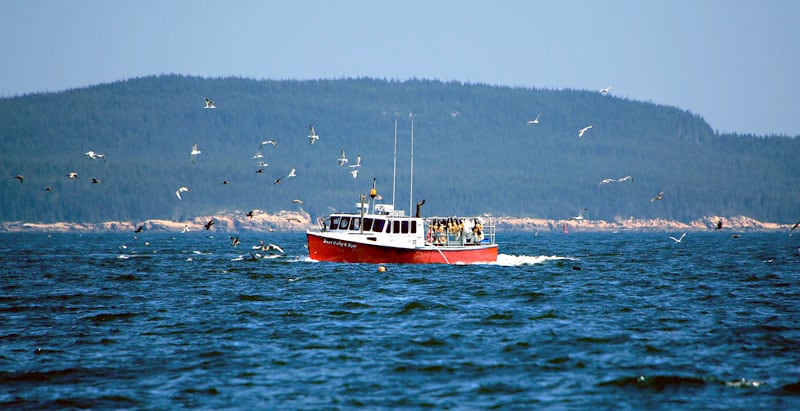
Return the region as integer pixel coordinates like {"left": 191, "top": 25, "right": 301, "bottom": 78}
{"left": 307, "top": 232, "right": 498, "bottom": 264}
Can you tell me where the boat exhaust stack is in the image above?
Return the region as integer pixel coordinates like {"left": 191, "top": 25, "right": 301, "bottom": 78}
{"left": 416, "top": 199, "right": 426, "bottom": 218}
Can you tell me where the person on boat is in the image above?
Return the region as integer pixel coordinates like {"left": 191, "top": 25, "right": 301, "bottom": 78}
{"left": 471, "top": 219, "right": 484, "bottom": 244}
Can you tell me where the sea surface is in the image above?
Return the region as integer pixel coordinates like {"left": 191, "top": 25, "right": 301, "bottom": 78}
{"left": 1, "top": 231, "right": 799, "bottom": 410}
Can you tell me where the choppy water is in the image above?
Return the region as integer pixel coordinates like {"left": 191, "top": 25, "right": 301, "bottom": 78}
{"left": 1, "top": 231, "right": 799, "bottom": 410}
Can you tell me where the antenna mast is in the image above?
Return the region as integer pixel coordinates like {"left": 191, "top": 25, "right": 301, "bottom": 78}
{"left": 392, "top": 117, "right": 398, "bottom": 208}
{"left": 409, "top": 113, "right": 414, "bottom": 215}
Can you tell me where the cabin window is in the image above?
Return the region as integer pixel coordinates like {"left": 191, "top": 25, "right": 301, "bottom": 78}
{"left": 350, "top": 218, "right": 360, "bottom": 230}
{"left": 372, "top": 219, "right": 386, "bottom": 233}
{"left": 339, "top": 216, "right": 351, "bottom": 230}
{"left": 362, "top": 218, "right": 373, "bottom": 231}
{"left": 400, "top": 221, "right": 409, "bottom": 234}
{"left": 411, "top": 221, "right": 417, "bottom": 234}
{"left": 330, "top": 216, "right": 340, "bottom": 230}
{"left": 393, "top": 220, "right": 401, "bottom": 234}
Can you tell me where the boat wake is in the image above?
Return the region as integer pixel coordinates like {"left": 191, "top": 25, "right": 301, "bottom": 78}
{"left": 491, "top": 254, "right": 576, "bottom": 267}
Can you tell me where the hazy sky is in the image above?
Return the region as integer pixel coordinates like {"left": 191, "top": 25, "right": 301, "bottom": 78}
{"left": 1, "top": 0, "right": 798, "bottom": 136}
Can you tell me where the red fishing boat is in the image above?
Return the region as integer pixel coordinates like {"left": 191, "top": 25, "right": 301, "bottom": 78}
{"left": 306, "top": 117, "right": 498, "bottom": 264}
{"left": 307, "top": 199, "right": 498, "bottom": 264}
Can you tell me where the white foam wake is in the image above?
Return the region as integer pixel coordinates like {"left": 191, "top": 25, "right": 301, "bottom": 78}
{"left": 490, "top": 254, "right": 576, "bottom": 267}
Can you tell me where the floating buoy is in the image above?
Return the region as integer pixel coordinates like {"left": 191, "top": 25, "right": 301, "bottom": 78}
{"left": 377, "top": 265, "right": 387, "bottom": 273}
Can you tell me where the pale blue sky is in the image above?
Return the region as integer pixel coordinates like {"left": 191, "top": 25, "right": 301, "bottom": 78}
{"left": 1, "top": 0, "right": 798, "bottom": 136}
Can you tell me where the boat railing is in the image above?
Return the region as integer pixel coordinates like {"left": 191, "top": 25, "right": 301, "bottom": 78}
{"left": 425, "top": 217, "right": 495, "bottom": 247}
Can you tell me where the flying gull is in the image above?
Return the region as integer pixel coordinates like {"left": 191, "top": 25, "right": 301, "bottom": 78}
{"left": 650, "top": 191, "right": 664, "bottom": 202}
{"left": 91, "top": 178, "right": 101, "bottom": 184}
{"left": 337, "top": 149, "right": 348, "bottom": 166}
{"left": 527, "top": 113, "right": 541, "bottom": 124}
{"left": 349, "top": 154, "right": 361, "bottom": 168}
{"left": 260, "top": 139, "right": 278, "bottom": 149}
{"left": 85, "top": 151, "right": 105, "bottom": 161}
{"left": 570, "top": 208, "right": 588, "bottom": 221}
{"left": 287, "top": 168, "right": 296, "bottom": 178}
{"left": 669, "top": 233, "right": 686, "bottom": 243}
{"left": 190, "top": 144, "right": 202, "bottom": 164}
{"left": 66, "top": 172, "right": 78, "bottom": 179}
{"left": 13, "top": 174, "right": 23, "bottom": 183}
{"left": 578, "top": 125, "right": 594, "bottom": 138}
{"left": 350, "top": 169, "right": 359, "bottom": 179}
{"left": 599, "top": 86, "right": 613, "bottom": 94}
{"left": 308, "top": 125, "right": 319, "bottom": 145}
{"left": 599, "top": 175, "right": 633, "bottom": 185}
{"left": 292, "top": 199, "right": 304, "bottom": 205}
{"left": 176, "top": 186, "right": 189, "bottom": 200}
{"left": 204, "top": 98, "right": 216, "bottom": 109}
{"left": 204, "top": 219, "right": 215, "bottom": 230}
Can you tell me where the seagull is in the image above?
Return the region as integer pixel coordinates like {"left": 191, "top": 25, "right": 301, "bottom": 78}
{"left": 253, "top": 152, "right": 264, "bottom": 159}
{"left": 222, "top": 180, "right": 230, "bottom": 185}
{"left": 182, "top": 224, "right": 190, "bottom": 233}
{"left": 264, "top": 243, "right": 285, "bottom": 254}
{"left": 256, "top": 168, "right": 265, "bottom": 174}
{"left": 43, "top": 186, "right": 53, "bottom": 192}
{"left": 257, "top": 161, "right": 269, "bottom": 167}
{"left": 715, "top": 219, "right": 723, "bottom": 230}
{"left": 790, "top": 221, "right": 800, "bottom": 235}
{"left": 260, "top": 139, "right": 278, "bottom": 149}
{"left": 135, "top": 224, "right": 144, "bottom": 233}
{"left": 204, "top": 219, "right": 215, "bottom": 230}
{"left": 246, "top": 210, "right": 256, "bottom": 218}
{"left": 230, "top": 236, "right": 240, "bottom": 247}
{"left": 190, "top": 144, "right": 202, "bottom": 164}
{"left": 204, "top": 98, "right": 216, "bottom": 109}
{"left": 349, "top": 154, "right": 361, "bottom": 168}
{"left": 669, "top": 233, "right": 686, "bottom": 243}
{"left": 350, "top": 169, "right": 359, "bottom": 179}
{"left": 273, "top": 177, "right": 282, "bottom": 185}
{"left": 91, "top": 178, "right": 101, "bottom": 184}
{"left": 450, "top": 110, "right": 460, "bottom": 118}
{"left": 85, "top": 151, "right": 106, "bottom": 161}
{"left": 13, "top": 174, "right": 23, "bottom": 183}
{"left": 307, "top": 125, "right": 319, "bottom": 145}
{"left": 570, "top": 208, "right": 588, "bottom": 221}
{"left": 176, "top": 186, "right": 189, "bottom": 200}
{"left": 287, "top": 168, "right": 296, "bottom": 178}
{"left": 292, "top": 199, "right": 304, "bottom": 205}
{"left": 66, "top": 172, "right": 78, "bottom": 179}
{"left": 599, "top": 175, "right": 634, "bottom": 185}
{"left": 599, "top": 86, "right": 613, "bottom": 94}
{"left": 337, "top": 149, "right": 348, "bottom": 166}
{"left": 650, "top": 191, "right": 664, "bottom": 202}
{"left": 527, "top": 113, "right": 541, "bottom": 124}
{"left": 578, "top": 125, "right": 594, "bottom": 138}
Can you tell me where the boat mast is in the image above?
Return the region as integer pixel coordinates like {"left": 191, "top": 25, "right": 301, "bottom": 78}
{"left": 409, "top": 113, "right": 414, "bottom": 215}
{"left": 392, "top": 117, "right": 398, "bottom": 208}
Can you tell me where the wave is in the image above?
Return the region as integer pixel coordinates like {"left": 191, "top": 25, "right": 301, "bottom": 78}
{"left": 490, "top": 254, "right": 576, "bottom": 266}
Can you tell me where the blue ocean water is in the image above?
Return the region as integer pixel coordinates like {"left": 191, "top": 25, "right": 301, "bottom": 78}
{"left": 1, "top": 231, "right": 799, "bottom": 410}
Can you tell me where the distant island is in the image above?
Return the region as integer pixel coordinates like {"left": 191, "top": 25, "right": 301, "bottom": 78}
{"left": 2, "top": 75, "right": 798, "bottom": 225}
{"left": 0, "top": 211, "right": 790, "bottom": 233}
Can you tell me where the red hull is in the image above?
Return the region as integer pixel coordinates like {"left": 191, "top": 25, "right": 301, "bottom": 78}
{"left": 307, "top": 232, "right": 498, "bottom": 264}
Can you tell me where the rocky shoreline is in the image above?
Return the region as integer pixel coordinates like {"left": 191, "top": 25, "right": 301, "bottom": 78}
{"left": 0, "top": 211, "right": 792, "bottom": 233}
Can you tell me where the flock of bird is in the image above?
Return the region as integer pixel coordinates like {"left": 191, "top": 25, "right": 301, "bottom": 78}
{"left": 9, "top": 95, "right": 375, "bottom": 257}
{"left": 526, "top": 86, "right": 666, "bottom": 223}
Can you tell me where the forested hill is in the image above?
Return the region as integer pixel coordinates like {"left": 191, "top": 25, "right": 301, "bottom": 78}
{"left": 1, "top": 74, "right": 798, "bottom": 224}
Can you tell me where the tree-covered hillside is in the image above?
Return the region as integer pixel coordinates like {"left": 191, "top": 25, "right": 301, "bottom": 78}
{"left": 1, "top": 75, "right": 798, "bottom": 223}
